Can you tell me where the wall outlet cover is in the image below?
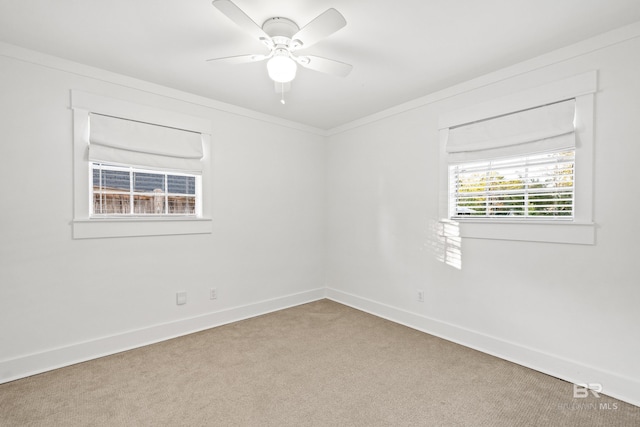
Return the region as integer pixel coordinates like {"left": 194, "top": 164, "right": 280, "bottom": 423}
{"left": 176, "top": 291, "right": 187, "bottom": 305}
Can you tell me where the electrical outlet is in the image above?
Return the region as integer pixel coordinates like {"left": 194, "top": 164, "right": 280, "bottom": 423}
{"left": 210, "top": 288, "right": 217, "bottom": 300}
{"left": 417, "top": 290, "right": 425, "bottom": 302}
{"left": 176, "top": 291, "right": 187, "bottom": 305}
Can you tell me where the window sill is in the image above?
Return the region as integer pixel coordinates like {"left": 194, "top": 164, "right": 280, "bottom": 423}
{"left": 73, "top": 217, "right": 213, "bottom": 239}
{"left": 441, "top": 219, "right": 595, "bottom": 245}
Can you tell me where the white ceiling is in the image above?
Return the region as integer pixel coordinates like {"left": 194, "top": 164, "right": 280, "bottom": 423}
{"left": 1, "top": 0, "right": 639, "bottom": 130}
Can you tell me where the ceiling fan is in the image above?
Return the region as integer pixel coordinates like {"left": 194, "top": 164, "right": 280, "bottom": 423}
{"left": 207, "top": 0, "right": 352, "bottom": 102}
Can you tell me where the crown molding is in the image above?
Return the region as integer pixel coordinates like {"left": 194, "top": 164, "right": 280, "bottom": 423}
{"left": 0, "top": 41, "right": 328, "bottom": 137}
{"left": 327, "top": 20, "right": 640, "bottom": 136}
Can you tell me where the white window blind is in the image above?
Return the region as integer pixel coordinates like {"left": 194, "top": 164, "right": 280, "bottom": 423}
{"left": 89, "top": 113, "right": 204, "bottom": 172}
{"left": 450, "top": 150, "right": 575, "bottom": 219}
{"left": 446, "top": 99, "right": 576, "bottom": 162}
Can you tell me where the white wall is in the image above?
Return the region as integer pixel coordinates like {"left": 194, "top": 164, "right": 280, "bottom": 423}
{"left": 326, "top": 28, "right": 640, "bottom": 405}
{"left": 2, "top": 23, "right": 640, "bottom": 408}
{"left": 0, "top": 47, "right": 326, "bottom": 381}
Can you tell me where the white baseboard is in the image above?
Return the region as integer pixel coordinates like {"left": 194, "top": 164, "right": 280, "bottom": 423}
{"left": 4, "top": 287, "right": 637, "bottom": 408}
{"left": 0, "top": 288, "right": 325, "bottom": 384}
{"left": 326, "top": 287, "right": 640, "bottom": 408}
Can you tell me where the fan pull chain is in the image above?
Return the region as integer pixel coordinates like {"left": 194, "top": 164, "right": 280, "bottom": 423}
{"left": 280, "top": 83, "right": 286, "bottom": 104}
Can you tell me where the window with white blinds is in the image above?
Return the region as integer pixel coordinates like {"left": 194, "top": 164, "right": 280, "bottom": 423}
{"left": 437, "top": 71, "right": 597, "bottom": 244}
{"left": 445, "top": 99, "right": 577, "bottom": 221}
{"left": 449, "top": 150, "right": 575, "bottom": 219}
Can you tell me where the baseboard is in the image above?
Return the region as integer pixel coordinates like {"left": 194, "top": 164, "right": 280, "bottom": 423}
{"left": 326, "top": 287, "right": 640, "bottom": 408}
{"left": 0, "top": 288, "right": 325, "bottom": 384}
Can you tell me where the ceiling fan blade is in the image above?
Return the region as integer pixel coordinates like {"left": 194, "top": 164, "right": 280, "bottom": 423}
{"left": 206, "top": 54, "right": 268, "bottom": 64}
{"left": 212, "top": 0, "right": 270, "bottom": 42}
{"left": 291, "top": 8, "right": 346, "bottom": 50}
{"left": 296, "top": 55, "right": 352, "bottom": 77}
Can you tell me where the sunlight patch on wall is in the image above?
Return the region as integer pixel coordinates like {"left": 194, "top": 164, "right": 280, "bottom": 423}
{"left": 429, "top": 220, "right": 462, "bottom": 270}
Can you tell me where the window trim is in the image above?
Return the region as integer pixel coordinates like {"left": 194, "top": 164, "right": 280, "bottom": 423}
{"left": 71, "top": 90, "right": 213, "bottom": 239}
{"left": 438, "top": 72, "right": 597, "bottom": 244}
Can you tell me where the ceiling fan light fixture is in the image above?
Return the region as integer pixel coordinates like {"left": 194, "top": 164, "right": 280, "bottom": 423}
{"left": 267, "top": 51, "right": 297, "bottom": 83}
{"left": 210, "top": 1, "right": 352, "bottom": 92}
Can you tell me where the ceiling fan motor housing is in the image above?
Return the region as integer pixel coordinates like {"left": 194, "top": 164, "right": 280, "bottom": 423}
{"left": 262, "top": 17, "right": 299, "bottom": 39}
{"left": 263, "top": 17, "right": 303, "bottom": 50}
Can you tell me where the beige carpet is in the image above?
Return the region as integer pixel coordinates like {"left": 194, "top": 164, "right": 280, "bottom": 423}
{"left": 1, "top": 299, "right": 638, "bottom": 426}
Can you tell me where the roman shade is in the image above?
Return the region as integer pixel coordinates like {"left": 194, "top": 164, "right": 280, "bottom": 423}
{"left": 89, "top": 113, "right": 204, "bottom": 172}
{"left": 446, "top": 99, "right": 576, "bottom": 162}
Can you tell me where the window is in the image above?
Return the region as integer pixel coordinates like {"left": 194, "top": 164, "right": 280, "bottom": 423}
{"left": 72, "top": 90, "right": 212, "bottom": 239}
{"left": 91, "top": 163, "right": 199, "bottom": 216}
{"left": 450, "top": 150, "right": 575, "bottom": 219}
{"left": 438, "top": 72, "right": 596, "bottom": 244}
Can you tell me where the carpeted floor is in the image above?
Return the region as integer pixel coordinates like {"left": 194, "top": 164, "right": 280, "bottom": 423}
{"left": 1, "top": 299, "right": 638, "bottom": 426}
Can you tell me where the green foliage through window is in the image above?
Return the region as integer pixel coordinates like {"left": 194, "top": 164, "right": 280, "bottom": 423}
{"left": 449, "top": 151, "right": 574, "bottom": 219}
